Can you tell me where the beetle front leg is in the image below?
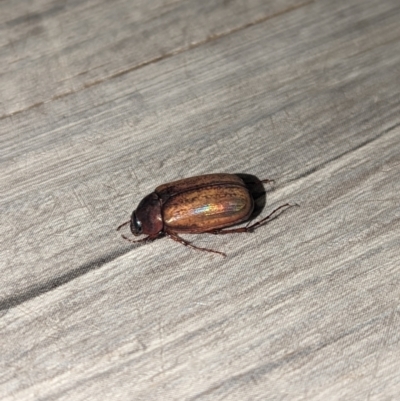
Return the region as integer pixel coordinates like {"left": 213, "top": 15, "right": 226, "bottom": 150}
{"left": 116, "top": 220, "right": 130, "bottom": 231}
{"left": 121, "top": 234, "right": 160, "bottom": 243}
{"left": 208, "top": 203, "right": 297, "bottom": 234}
{"left": 167, "top": 232, "right": 226, "bottom": 257}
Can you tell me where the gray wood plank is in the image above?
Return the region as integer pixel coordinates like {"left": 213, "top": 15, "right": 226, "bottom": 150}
{"left": 0, "top": 0, "right": 307, "bottom": 119}
{"left": 1, "top": 0, "right": 400, "bottom": 400}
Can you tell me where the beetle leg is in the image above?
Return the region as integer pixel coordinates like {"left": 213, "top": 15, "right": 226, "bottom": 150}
{"left": 167, "top": 232, "right": 226, "bottom": 257}
{"left": 121, "top": 234, "right": 159, "bottom": 243}
{"left": 208, "top": 203, "right": 298, "bottom": 234}
{"left": 245, "top": 203, "right": 298, "bottom": 230}
{"left": 117, "top": 220, "right": 130, "bottom": 231}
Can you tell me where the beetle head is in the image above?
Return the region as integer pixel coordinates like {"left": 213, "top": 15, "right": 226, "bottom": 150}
{"left": 131, "top": 192, "right": 163, "bottom": 236}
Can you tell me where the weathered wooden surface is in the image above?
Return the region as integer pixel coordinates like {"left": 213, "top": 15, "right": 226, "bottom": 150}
{"left": 1, "top": 0, "right": 399, "bottom": 399}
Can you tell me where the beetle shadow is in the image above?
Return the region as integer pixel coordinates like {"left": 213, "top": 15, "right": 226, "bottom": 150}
{"left": 235, "top": 173, "right": 274, "bottom": 220}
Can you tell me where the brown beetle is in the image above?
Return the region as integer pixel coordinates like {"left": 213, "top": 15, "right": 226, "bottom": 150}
{"left": 117, "top": 173, "right": 293, "bottom": 256}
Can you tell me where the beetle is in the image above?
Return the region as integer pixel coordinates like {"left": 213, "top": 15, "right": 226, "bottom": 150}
{"left": 117, "top": 173, "right": 294, "bottom": 256}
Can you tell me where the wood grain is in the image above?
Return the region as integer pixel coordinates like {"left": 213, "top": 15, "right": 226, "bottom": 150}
{"left": 1, "top": 0, "right": 399, "bottom": 400}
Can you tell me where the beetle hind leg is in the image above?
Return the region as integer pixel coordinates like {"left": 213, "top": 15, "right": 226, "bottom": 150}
{"left": 208, "top": 203, "right": 298, "bottom": 234}
{"left": 167, "top": 232, "right": 226, "bottom": 257}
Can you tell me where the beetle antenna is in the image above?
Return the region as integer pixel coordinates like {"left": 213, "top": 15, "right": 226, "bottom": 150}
{"left": 117, "top": 220, "right": 130, "bottom": 231}
{"left": 261, "top": 178, "right": 275, "bottom": 185}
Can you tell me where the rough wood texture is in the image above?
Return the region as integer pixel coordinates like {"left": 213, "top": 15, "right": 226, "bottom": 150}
{"left": 1, "top": 0, "right": 399, "bottom": 400}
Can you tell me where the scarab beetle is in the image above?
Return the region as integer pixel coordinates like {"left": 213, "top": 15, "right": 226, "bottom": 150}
{"left": 117, "top": 173, "right": 293, "bottom": 256}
